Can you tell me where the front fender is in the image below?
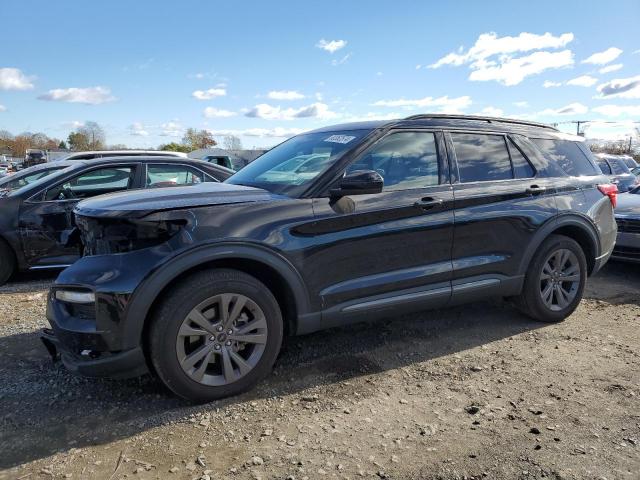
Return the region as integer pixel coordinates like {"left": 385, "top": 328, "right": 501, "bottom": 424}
{"left": 121, "top": 241, "right": 311, "bottom": 349}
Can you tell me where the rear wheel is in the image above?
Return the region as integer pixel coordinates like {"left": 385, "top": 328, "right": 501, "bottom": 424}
{"left": 515, "top": 235, "right": 587, "bottom": 322}
{"left": 149, "top": 269, "right": 283, "bottom": 402}
{"left": 0, "top": 239, "right": 16, "bottom": 286}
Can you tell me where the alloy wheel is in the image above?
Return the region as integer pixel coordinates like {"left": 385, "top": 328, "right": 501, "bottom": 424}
{"left": 539, "top": 248, "right": 581, "bottom": 312}
{"left": 175, "top": 293, "right": 268, "bottom": 386}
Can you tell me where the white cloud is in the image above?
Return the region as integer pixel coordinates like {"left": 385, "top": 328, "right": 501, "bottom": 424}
{"left": 316, "top": 39, "right": 347, "bottom": 53}
{"left": 538, "top": 102, "right": 588, "bottom": 117}
{"left": 160, "top": 121, "right": 184, "bottom": 137}
{"left": 341, "top": 112, "right": 403, "bottom": 122}
{"left": 267, "top": 90, "right": 305, "bottom": 101}
{"left": 514, "top": 101, "right": 529, "bottom": 107}
{"left": 371, "top": 95, "right": 472, "bottom": 113}
{"left": 62, "top": 120, "right": 85, "bottom": 129}
{"left": 582, "top": 47, "right": 622, "bottom": 65}
{"left": 192, "top": 88, "right": 226, "bottom": 100}
{"left": 203, "top": 107, "right": 236, "bottom": 118}
{"left": 596, "top": 75, "right": 640, "bottom": 99}
{"left": 129, "top": 122, "right": 149, "bottom": 136}
{"left": 599, "top": 64, "right": 623, "bottom": 74}
{"left": 0, "top": 104, "right": 5, "bottom": 112}
{"left": 591, "top": 104, "right": 640, "bottom": 117}
{"left": 331, "top": 53, "right": 352, "bottom": 66}
{"left": 245, "top": 102, "right": 337, "bottom": 120}
{"left": 478, "top": 106, "right": 504, "bottom": 116}
{"left": 566, "top": 75, "right": 598, "bottom": 87}
{"left": 208, "top": 127, "right": 306, "bottom": 138}
{"left": 0, "top": 68, "right": 35, "bottom": 90}
{"left": 469, "top": 50, "right": 574, "bottom": 86}
{"left": 38, "top": 86, "right": 116, "bottom": 104}
{"left": 429, "top": 31, "right": 574, "bottom": 86}
{"left": 543, "top": 80, "right": 563, "bottom": 88}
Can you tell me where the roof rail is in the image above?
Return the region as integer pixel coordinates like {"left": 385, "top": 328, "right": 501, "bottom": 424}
{"left": 402, "top": 113, "right": 558, "bottom": 131}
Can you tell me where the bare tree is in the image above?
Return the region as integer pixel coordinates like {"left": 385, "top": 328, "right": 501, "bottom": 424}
{"left": 223, "top": 135, "right": 242, "bottom": 150}
{"left": 77, "top": 121, "right": 106, "bottom": 150}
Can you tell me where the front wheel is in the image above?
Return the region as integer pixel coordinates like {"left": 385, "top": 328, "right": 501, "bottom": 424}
{"left": 149, "top": 269, "right": 283, "bottom": 402}
{"left": 515, "top": 235, "right": 587, "bottom": 323}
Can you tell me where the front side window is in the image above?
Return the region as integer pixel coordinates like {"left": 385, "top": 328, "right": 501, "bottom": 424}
{"left": 349, "top": 131, "right": 439, "bottom": 191}
{"left": 146, "top": 164, "right": 204, "bottom": 188}
{"left": 531, "top": 139, "right": 599, "bottom": 176}
{"left": 451, "top": 133, "right": 513, "bottom": 182}
{"left": 226, "top": 129, "right": 371, "bottom": 196}
{"left": 45, "top": 167, "right": 134, "bottom": 200}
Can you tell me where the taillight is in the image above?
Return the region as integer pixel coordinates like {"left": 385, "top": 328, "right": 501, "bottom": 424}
{"left": 598, "top": 184, "right": 618, "bottom": 208}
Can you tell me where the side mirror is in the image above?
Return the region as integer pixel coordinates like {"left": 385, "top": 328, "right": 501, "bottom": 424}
{"left": 330, "top": 170, "right": 384, "bottom": 197}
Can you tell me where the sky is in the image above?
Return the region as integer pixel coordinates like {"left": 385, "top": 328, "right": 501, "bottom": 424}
{"left": 0, "top": 0, "right": 639, "bottom": 149}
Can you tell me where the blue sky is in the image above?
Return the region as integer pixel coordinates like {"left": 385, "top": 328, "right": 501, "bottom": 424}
{"left": 0, "top": 0, "right": 639, "bottom": 148}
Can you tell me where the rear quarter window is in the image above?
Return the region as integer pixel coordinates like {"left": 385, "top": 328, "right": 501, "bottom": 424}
{"left": 531, "top": 138, "right": 599, "bottom": 176}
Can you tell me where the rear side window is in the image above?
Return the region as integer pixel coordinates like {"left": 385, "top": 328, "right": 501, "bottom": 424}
{"left": 507, "top": 139, "right": 535, "bottom": 178}
{"left": 531, "top": 139, "right": 599, "bottom": 176}
{"left": 609, "top": 159, "right": 629, "bottom": 175}
{"left": 451, "top": 133, "right": 512, "bottom": 182}
{"left": 597, "top": 160, "right": 612, "bottom": 174}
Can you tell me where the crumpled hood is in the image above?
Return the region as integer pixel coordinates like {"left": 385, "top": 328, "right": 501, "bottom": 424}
{"left": 615, "top": 192, "right": 640, "bottom": 218}
{"left": 74, "top": 182, "right": 286, "bottom": 219}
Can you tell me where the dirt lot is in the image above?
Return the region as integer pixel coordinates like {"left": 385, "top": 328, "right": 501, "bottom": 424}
{"left": 0, "top": 263, "right": 638, "bottom": 480}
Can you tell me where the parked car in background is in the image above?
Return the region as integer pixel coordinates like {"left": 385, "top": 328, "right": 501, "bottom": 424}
{"left": 612, "top": 186, "right": 640, "bottom": 263}
{"left": 59, "top": 150, "right": 188, "bottom": 161}
{"left": 42, "top": 114, "right": 617, "bottom": 402}
{"left": 595, "top": 153, "right": 639, "bottom": 193}
{"left": 631, "top": 166, "right": 640, "bottom": 178}
{"left": 0, "top": 156, "right": 233, "bottom": 284}
{"left": 0, "top": 164, "right": 9, "bottom": 178}
{"left": 0, "top": 162, "right": 72, "bottom": 196}
{"left": 24, "top": 149, "right": 47, "bottom": 168}
{"left": 201, "top": 154, "right": 235, "bottom": 171}
{"left": 620, "top": 155, "right": 638, "bottom": 169}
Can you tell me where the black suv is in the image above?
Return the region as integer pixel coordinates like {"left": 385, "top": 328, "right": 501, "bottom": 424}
{"left": 42, "top": 115, "right": 618, "bottom": 402}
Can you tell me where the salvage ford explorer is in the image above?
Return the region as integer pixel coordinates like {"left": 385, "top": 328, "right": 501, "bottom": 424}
{"left": 42, "top": 114, "right": 618, "bottom": 402}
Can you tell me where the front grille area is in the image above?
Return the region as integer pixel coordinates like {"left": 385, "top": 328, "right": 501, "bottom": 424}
{"left": 616, "top": 218, "right": 640, "bottom": 234}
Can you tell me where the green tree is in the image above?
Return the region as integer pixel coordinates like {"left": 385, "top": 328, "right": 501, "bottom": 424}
{"left": 159, "top": 142, "right": 191, "bottom": 153}
{"left": 58, "top": 140, "right": 67, "bottom": 149}
{"left": 67, "top": 132, "right": 89, "bottom": 151}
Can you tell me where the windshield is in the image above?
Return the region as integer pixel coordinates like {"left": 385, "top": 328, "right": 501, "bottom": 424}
{"left": 226, "top": 129, "right": 371, "bottom": 196}
{"left": 0, "top": 165, "right": 73, "bottom": 197}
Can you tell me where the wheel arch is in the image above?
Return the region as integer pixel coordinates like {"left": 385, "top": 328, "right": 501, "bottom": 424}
{"left": 519, "top": 214, "right": 600, "bottom": 277}
{"left": 123, "top": 243, "right": 311, "bottom": 350}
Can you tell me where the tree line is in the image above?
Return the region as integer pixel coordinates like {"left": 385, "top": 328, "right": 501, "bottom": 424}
{"left": 0, "top": 121, "right": 243, "bottom": 158}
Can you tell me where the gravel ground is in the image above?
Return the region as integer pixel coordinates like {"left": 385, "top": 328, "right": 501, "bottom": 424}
{"left": 0, "top": 263, "right": 638, "bottom": 480}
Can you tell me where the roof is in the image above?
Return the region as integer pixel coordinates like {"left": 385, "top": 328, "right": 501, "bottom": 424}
{"left": 308, "top": 114, "right": 562, "bottom": 137}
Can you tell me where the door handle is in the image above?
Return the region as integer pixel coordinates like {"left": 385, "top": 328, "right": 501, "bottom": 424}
{"left": 526, "top": 185, "right": 547, "bottom": 195}
{"left": 414, "top": 197, "right": 444, "bottom": 209}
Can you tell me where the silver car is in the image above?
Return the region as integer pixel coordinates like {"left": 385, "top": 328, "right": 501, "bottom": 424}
{"left": 612, "top": 186, "right": 640, "bottom": 263}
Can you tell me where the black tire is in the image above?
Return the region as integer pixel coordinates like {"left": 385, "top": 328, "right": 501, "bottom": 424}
{"left": 515, "top": 234, "right": 587, "bottom": 323}
{"left": 148, "top": 269, "right": 283, "bottom": 402}
{"left": 0, "top": 238, "right": 16, "bottom": 286}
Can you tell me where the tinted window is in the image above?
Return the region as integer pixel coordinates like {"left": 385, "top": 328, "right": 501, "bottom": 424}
{"left": 597, "top": 160, "right": 612, "bottom": 174}
{"left": 147, "top": 164, "right": 204, "bottom": 188}
{"left": 451, "top": 133, "right": 512, "bottom": 182}
{"left": 349, "top": 132, "right": 439, "bottom": 191}
{"left": 531, "top": 139, "right": 598, "bottom": 176}
{"left": 508, "top": 139, "right": 535, "bottom": 178}
{"left": 609, "top": 158, "right": 630, "bottom": 175}
{"left": 45, "top": 167, "right": 134, "bottom": 200}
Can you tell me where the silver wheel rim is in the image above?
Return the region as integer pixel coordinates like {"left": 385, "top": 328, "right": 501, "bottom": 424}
{"left": 176, "top": 293, "right": 268, "bottom": 386}
{"left": 539, "top": 248, "right": 581, "bottom": 312}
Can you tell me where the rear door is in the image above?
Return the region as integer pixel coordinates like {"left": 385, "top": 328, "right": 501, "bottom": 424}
{"left": 19, "top": 164, "right": 139, "bottom": 266}
{"left": 306, "top": 130, "right": 455, "bottom": 322}
{"left": 448, "top": 131, "right": 558, "bottom": 299}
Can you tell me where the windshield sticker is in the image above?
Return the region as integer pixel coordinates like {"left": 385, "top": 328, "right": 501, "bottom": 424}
{"left": 324, "top": 135, "right": 356, "bottom": 144}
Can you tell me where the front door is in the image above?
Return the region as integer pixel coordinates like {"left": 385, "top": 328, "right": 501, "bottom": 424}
{"left": 19, "top": 165, "right": 138, "bottom": 266}
{"left": 303, "top": 130, "right": 455, "bottom": 324}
